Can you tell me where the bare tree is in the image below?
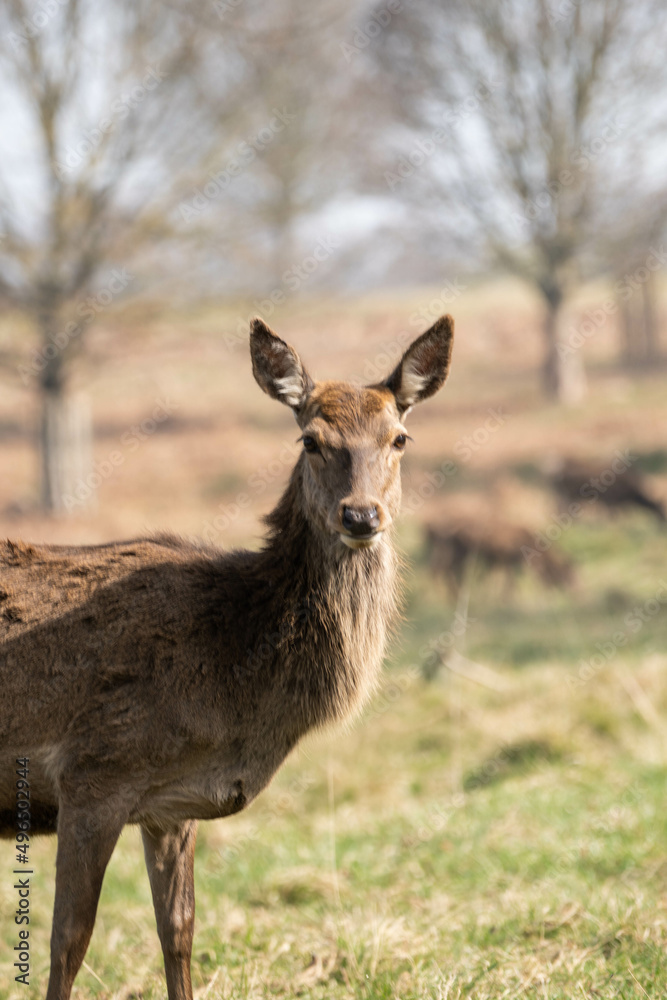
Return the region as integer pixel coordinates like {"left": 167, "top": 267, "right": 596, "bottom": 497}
{"left": 369, "top": 0, "right": 667, "bottom": 401}
{"left": 0, "top": 0, "right": 264, "bottom": 512}
{"left": 177, "top": 0, "right": 361, "bottom": 295}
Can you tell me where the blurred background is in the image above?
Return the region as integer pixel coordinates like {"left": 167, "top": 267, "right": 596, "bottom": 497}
{"left": 2, "top": 1, "right": 667, "bottom": 997}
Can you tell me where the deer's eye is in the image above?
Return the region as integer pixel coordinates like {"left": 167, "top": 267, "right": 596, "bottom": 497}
{"left": 393, "top": 434, "right": 408, "bottom": 450}
{"left": 302, "top": 435, "right": 320, "bottom": 454}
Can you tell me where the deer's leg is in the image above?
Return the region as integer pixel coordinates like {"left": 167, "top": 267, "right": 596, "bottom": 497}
{"left": 46, "top": 802, "right": 127, "bottom": 1000}
{"left": 141, "top": 819, "right": 198, "bottom": 1000}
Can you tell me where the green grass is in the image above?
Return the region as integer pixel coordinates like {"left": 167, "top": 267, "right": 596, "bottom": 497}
{"left": 2, "top": 517, "right": 667, "bottom": 999}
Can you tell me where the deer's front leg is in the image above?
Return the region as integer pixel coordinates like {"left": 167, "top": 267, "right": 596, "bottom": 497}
{"left": 46, "top": 802, "right": 127, "bottom": 1000}
{"left": 141, "top": 819, "right": 198, "bottom": 1000}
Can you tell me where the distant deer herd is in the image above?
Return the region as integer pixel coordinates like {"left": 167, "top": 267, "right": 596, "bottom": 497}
{"left": 425, "top": 452, "right": 664, "bottom": 598}
{"left": 2, "top": 313, "right": 665, "bottom": 1000}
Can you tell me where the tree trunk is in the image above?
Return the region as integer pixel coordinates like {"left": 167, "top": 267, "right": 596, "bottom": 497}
{"left": 618, "top": 291, "right": 640, "bottom": 365}
{"left": 641, "top": 273, "right": 660, "bottom": 363}
{"left": 542, "top": 294, "right": 587, "bottom": 405}
{"left": 617, "top": 269, "right": 662, "bottom": 367}
{"left": 38, "top": 338, "right": 92, "bottom": 515}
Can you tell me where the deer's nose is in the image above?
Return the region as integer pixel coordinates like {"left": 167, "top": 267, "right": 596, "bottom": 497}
{"left": 342, "top": 505, "right": 380, "bottom": 536}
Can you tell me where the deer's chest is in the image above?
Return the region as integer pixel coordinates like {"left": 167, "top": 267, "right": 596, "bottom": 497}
{"left": 129, "top": 742, "right": 288, "bottom": 828}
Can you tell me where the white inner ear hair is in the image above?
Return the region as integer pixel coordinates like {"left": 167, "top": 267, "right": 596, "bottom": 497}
{"left": 400, "top": 360, "right": 429, "bottom": 406}
{"left": 274, "top": 373, "right": 304, "bottom": 407}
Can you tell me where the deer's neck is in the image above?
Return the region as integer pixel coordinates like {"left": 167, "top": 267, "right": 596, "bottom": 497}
{"left": 257, "top": 463, "right": 401, "bottom": 731}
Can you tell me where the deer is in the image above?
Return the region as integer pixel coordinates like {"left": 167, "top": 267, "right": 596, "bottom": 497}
{"left": 426, "top": 515, "right": 574, "bottom": 599}
{"left": 547, "top": 456, "right": 666, "bottom": 524}
{"left": 0, "top": 315, "right": 454, "bottom": 1000}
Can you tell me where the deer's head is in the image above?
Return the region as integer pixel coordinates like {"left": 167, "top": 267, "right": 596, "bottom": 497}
{"left": 250, "top": 316, "right": 454, "bottom": 550}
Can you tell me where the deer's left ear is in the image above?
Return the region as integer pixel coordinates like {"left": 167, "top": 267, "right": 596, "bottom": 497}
{"left": 383, "top": 315, "right": 454, "bottom": 415}
{"left": 250, "top": 318, "right": 313, "bottom": 411}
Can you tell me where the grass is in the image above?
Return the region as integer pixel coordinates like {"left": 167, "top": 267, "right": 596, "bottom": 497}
{"left": 2, "top": 517, "right": 667, "bottom": 999}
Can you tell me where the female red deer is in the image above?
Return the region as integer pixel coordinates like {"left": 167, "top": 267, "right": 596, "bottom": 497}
{"left": 0, "top": 315, "right": 453, "bottom": 1000}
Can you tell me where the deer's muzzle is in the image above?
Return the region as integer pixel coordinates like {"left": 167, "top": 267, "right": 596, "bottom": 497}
{"left": 338, "top": 504, "right": 386, "bottom": 549}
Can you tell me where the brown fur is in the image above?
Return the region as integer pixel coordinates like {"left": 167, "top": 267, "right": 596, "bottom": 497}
{"left": 307, "top": 382, "right": 395, "bottom": 423}
{"left": 0, "top": 315, "right": 454, "bottom": 1000}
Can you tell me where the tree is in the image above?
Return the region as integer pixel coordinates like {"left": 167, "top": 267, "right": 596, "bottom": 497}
{"left": 176, "top": 0, "right": 361, "bottom": 295}
{"left": 0, "top": 0, "right": 262, "bottom": 511}
{"left": 369, "top": 0, "right": 667, "bottom": 401}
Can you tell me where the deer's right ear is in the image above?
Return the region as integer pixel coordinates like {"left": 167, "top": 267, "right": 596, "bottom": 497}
{"left": 249, "top": 318, "right": 313, "bottom": 411}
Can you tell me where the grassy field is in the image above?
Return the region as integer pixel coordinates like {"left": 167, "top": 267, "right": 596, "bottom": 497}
{"left": 1, "top": 284, "right": 667, "bottom": 998}
{"left": 1, "top": 656, "right": 666, "bottom": 999}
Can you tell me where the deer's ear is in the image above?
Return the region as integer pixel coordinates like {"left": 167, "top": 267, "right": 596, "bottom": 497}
{"left": 250, "top": 318, "right": 313, "bottom": 411}
{"left": 383, "top": 315, "right": 454, "bottom": 415}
